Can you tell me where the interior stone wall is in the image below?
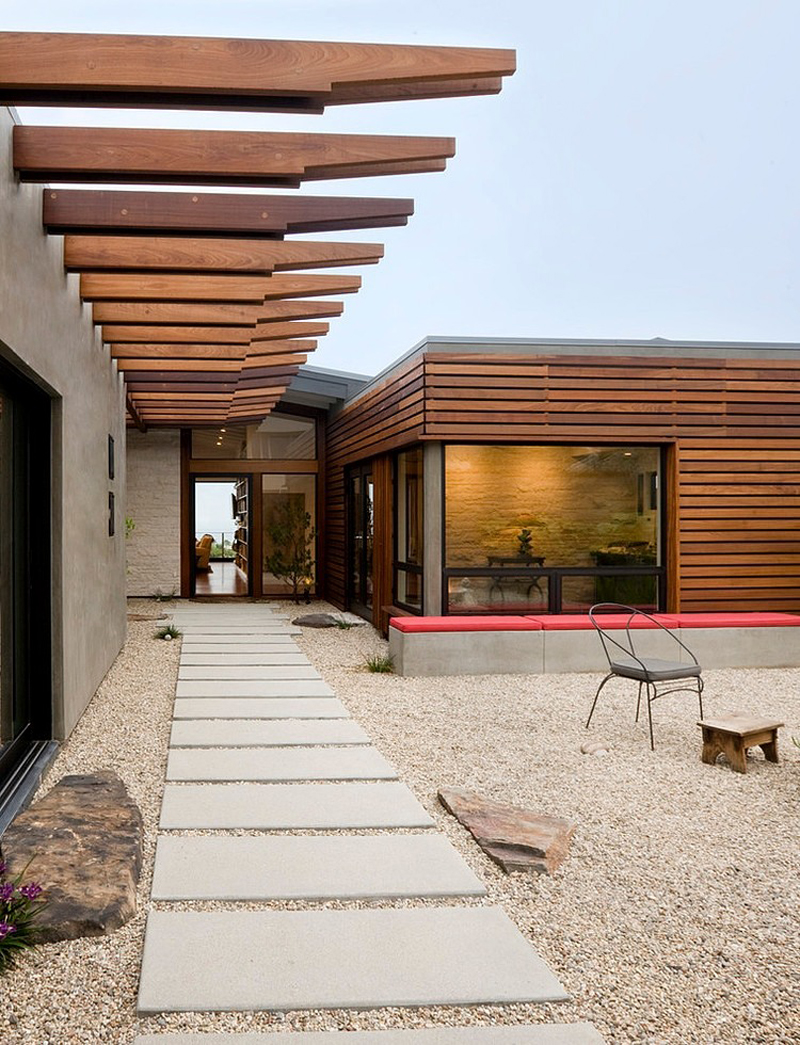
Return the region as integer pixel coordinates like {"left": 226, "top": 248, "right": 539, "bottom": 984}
{"left": 444, "top": 444, "right": 659, "bottom": 567}
{"left": 125, "top": 429, "right": 182, "bottom": 597}
{"left": 0, "top": 106, "right": 127, "bottom": 740}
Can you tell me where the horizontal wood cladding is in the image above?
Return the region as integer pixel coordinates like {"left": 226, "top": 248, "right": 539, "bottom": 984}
{"left": 421, "top": 353, "right": 800, "bottom": 613}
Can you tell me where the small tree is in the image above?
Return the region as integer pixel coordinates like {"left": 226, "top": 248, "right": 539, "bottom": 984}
{"left": 264, "top": 498, "right": 315, "bottom": 600}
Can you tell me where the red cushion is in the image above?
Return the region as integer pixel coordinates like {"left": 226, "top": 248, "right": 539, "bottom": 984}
{"left": 525, "top": 613, "right": 677, "bottom": 630}
{"left": 672, "top": 612, "right": 800, "bottom": 628}
{"left": 389, "top": 615, "right": 542, "bottom": 633}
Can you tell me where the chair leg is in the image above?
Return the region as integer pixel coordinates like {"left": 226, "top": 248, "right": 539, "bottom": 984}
{"left": 586, "top": 673, "right": 614, "bottom": 729}
{"left": 646, "top": 682, "right": 656, "bottom": 750}
{"left": 635, "top": 681, "right": 643, "bottom": 723}
{"left": 697, "top": 677, "right": 704, "bottom": 719}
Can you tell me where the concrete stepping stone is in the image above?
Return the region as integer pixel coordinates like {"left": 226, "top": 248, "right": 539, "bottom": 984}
{"left": 166, "top": 746, "right": 398, "bottom": 782}
{"left": 134, "top": 1025, "right": 604, "bottom": 1044}
{"left": 175, "top": 680, "right": 333, "bottom": 698}
{"left": 137, "top": 906, "right": 569, "bottom": 1013}
{"left": 177, "top": 626, "right": 300, "bottom": 635}
{"left": 180, "top": 653, "right": 310, "bottom": 665}
{"left": 170, "top": 719, "right": 369, "bottom": 747}
{"left": 151, "top": 833, "right": 486, "bottom": 900}
{"left": 180, "top": 644, "right": 300, "bottom": 655}
{"left": 159, "top": 782, "right": 434, "bottom": 829}
{"left": 178, "top": 665, "right": 321, "bottom": 680}
{"left": 179, "top": 634, "right": 300, "bottom": 644}
{"left": 173, "top": 698, "right": 349, "bottom": 719}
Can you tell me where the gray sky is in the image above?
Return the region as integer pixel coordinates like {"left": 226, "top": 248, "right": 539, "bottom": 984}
{"left": 7, "top": 1, "right": 800, "bottom": 375}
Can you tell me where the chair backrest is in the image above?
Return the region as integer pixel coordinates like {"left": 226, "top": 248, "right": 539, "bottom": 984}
{"left": 588, "top": 603, "right": 700, "bottom": 669}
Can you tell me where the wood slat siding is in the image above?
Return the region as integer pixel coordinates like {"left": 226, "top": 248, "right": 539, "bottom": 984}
{"left": 323, "top": 357, "right": 425, "bottom": 610}
{"left": 325, "top": 351, "right": 800, "bottom": 616}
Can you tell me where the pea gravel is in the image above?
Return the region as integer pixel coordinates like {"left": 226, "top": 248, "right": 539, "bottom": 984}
{"left": 2, "top": 598, "right": 798, "bottom": 1045}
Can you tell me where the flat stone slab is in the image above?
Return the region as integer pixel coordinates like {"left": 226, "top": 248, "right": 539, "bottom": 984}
{"left": 176, "top": 680, "right": 333, "bottom": 698}
{"left": 160, "top": 782, "right": 434, "bottom": 829}
{"left": 151, "top": 833, "right": 486, "bottom": 900}
{"left": 170, "top": 719, "right": 369, "bottom": 747}
{"left": 180, "top": 644, "right": 300, "bottom": 655}
{"left": 179, "top": 634, "right": 300, "bottom": 644}
{"left": 1, "top": 770, "right": 142, "bottom": 942}
{"left": 166, "top": 746, "right": 398, "bottom": 782}
{"left": 178, "top": 665, "right": 321, "bottom": 680}
{"left": 180, "top": 653, "right": 310, "bottom": 665}
{"left": 176, "top": 626, "right": 301, "bottom": 635}
{"left": 134, "top": 1026, "right": 604, "bottom": 1044}
{"left": 173, "top": 698, "right": 349, "bottom": 719}
{"left": 137, "top": 907, "right": 569, "bottom": 1013}
{"left": 439, "top": 788, "right": 577, "bottom": 875}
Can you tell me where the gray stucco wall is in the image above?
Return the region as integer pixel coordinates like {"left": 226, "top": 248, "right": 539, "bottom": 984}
{"left": 0, "top": 106, "right": 127, "bottom": 740}
{"left": 126, "top": 429, "right": 182, "bottom": 597}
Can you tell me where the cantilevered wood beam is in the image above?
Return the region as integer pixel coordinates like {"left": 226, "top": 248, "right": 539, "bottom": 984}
{"left": 109, "top": 339, "right": 315, "bottom": 359}
{"left": 115, "top": 352, "right": 307, "bottom": 372}
{"left": 80, "top": 273, "right": 361, "bottom": 302}
{"left": 102, "top": 321, "right": 329, "bottom": 343}
{"left": 64, "top": 236, "right": 383, "bottom": 273}
{"left": 0, "top": 33, "right": 515, "bottom": 112}
{"left": 92, "top": 300, "right": 342, "bottom": 326}
{"left": 44, "top": 189, "right": 414, "bottom": 237}
{"left": 125, "top": 393, "right": 147, "bottom": 432}
{"left": 15, "top": 127, "right": 453, "bottom": 187}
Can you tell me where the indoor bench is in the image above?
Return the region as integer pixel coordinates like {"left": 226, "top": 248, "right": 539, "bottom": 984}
{"left": 388, "top": 611, "right": 800, "bottom": 677}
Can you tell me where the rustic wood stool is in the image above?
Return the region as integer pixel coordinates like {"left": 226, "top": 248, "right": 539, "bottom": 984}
{"left": 699, "top": 715, "right": 784, "bottom": 773}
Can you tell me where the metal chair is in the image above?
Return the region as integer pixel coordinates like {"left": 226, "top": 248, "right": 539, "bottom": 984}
{"left": 586, "top": 603, "right": 704, "bottom": 749}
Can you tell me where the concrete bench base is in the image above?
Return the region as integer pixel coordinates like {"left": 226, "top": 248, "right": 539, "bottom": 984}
{"left": 389, "top": 619, "right": 800, "bottom": 677}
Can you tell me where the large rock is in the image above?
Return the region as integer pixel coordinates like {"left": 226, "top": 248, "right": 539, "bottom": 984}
{"left": 0, "top": 770, "right": 143, "bottom": 941}
{"left": 438, "top": 787, "right": 576, "bottom": 875}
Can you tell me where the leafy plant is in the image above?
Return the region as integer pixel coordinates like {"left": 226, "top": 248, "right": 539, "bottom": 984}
{"left": 0, "top": 859, "right": 47, "bottom": 972}
{"left": 124, "top": 515, "right": 136, "bottom": 540}
{"left": 364, "top": 653, "right": 394, "bottom": 674}
{"left": 151, "top": 588, "right": 177, "bottom": 603}
{"left": 264, "top": 499, "right": 316, "bottom": 600}
{"left": 334, "top": 620, "right": 357, "bottom": 630}
{"left": 516, "top": 527, "right": 534, "bottom": 558}
{"left": 155, "top": 624, "right": 181, "bottom": 641}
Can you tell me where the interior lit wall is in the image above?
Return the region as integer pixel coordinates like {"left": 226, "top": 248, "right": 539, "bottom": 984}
{"left": 444, "top": 445, "right": 660, "bottom": 567}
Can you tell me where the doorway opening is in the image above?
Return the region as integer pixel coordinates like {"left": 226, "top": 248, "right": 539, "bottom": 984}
{"left": 191, "top": 476, "right": 250, "bottom": 596}
{"left": 347, "top": 463, "right": 374, "bottom": 621}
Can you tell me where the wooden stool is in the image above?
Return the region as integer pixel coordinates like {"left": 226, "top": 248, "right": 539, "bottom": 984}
{"left": 699, "top": 715, "right": 784, "bottom": 774}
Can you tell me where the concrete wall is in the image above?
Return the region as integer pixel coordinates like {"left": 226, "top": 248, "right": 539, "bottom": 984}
{"left": 125, "top": 429, "right": 182, "bottom": 597}
{"left": 0, "top": 106, "right": 127, "bottom": 739}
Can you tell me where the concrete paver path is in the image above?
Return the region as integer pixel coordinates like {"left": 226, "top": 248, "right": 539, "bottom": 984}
{"left": 137, "top": 603, "right": 596, "bottom": 1040}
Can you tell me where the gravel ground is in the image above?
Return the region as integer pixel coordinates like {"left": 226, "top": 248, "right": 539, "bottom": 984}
{"left": 2, "top": 598, "right": 799, "bottom": 1044}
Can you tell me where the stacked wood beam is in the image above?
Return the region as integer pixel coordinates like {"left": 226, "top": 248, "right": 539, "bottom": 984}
{"left": 3, "top": 31, "right": 514, "bottom": 426}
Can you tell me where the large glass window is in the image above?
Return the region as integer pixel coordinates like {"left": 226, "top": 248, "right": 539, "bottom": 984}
{"left": 445, "top": 445, "right": 662, "bottom": 613}
{"left": 395, "top": 447, "right": 424, "bottom": 611}
{"left": 192, "top": 413, "right": 315, "bottom": 460}
{"left": 262, "top": 474, "right": 316, "bottom": 596}
{"left": 348, "top": 465, "right": 374, "bottom": 616}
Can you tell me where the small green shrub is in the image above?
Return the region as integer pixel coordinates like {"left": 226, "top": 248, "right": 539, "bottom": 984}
{"left": 334, "top": 620, "right": 357, "bottom": 630}
{"left": 151, "top": 588, "right": 177, "bottom": 603}
{"left": 364, "top": 653, "right": 394, "bottom": 674}
{"left": 155, "top": 624, "right": 181, "bottom": 641}
{"left": 0, "top": 859, "right": 47, "bottom": 973}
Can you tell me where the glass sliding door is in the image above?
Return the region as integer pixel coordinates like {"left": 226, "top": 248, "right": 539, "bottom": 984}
{"left": 0, "top": 370, "right": 51, "bottom": 815}
{"left": 394, "top": 447, "right": 424, "bottom": 612}
{"left": 347, "top": 464, "right": 374, "bottom": 620}
{"left": 262, "top": 474, "right": 316, "bottom": 598}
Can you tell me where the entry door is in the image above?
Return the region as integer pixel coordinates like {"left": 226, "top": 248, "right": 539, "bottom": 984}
{"left": 0, "top": 371, "right": 51, "bottom": 812}
{"left": 190, "top": 475, "right": 251, "bottom": 597}
{"left": 348, "top": 464, "right": 374, "bottom": 620}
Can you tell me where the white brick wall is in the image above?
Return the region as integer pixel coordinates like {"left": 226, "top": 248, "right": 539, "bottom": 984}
{"left": 125, "top": 429, "right": 181, "bottom": 596}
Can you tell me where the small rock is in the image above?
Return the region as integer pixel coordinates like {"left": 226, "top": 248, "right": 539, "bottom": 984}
{"left": 581, "top": 739, "right": 610, "bottom": 755}
{"left": 292, "top": 613, "right": 340, "bottom": 628}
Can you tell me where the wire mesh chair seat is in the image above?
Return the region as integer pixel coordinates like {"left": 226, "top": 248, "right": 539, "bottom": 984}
{"left": 586, "top": 603, "right": 704, "bottom": 749}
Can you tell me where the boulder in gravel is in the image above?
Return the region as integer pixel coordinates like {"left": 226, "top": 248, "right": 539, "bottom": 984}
{"left": 580, "top": 739, "right": 610, "bottom": 756}
{"left": 0, "top": 770, "right": 143, "bottom": 942}
{"left": 292, "top": 613, "right": 366, "bottom": 628}
{"left": 439, "top": 786, "right": 576, "bottom": 875}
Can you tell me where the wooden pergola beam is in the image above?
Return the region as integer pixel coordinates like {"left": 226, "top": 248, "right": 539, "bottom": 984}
{"left": 102, "top": 321, "right": 328, "bottom": 343}
{"left": 0, "top": 33, "right": 515, "bottom": 112}
{"left": 44, "top": 189, "right": 414, "bottom": 237}
{"left": 109, "top": 339, "right": 315, "bottom": 359}
{"left": 15, "top": 127, "right": 454, "bottom": 186}
{"left": 64, "top": 236, "right": 383, "bottom": 273}
{"left": 125, "top": 393, "right": 147, "bottom": 432}
{"left": 80, "top": 273, "right": 361, "bottom": 302}
{"left": 93, "top": 299, "right": 342, "bottom": 326}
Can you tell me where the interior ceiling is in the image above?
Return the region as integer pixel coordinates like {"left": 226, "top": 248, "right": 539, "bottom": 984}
{"left": 1, "top": 31, "right": 515, "bottom": 429}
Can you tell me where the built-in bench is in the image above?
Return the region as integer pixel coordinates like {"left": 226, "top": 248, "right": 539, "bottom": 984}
{"left": 388, "top": 612, "right": 800, "bottom": 676}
